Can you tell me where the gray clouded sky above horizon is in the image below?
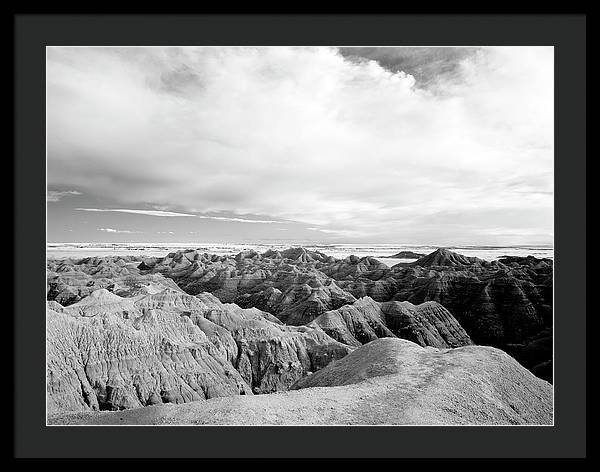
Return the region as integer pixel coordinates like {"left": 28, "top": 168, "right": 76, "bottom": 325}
{"left": 47, "top": 46, "right": 553, "bottom": 245}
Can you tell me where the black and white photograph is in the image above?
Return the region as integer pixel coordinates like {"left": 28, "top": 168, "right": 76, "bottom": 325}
{"left": 44, "top": 44, "right": 557, "bottom": 426}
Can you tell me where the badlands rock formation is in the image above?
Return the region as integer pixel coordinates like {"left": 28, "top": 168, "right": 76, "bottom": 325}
{"left": 46, "top": 246, "right": 553, "bottom": 424}
{"left": 47, "top": 256, "right": 181, "bottom": 305}
{"left": 47, "top": 286, "right": 351, "bottom": 414}
{"left": 49, "top": 338, "right": 553, "bottom": 425}
{"left": 309, "top": 296, "right": 472, "bottom": 348}
{"left": 48, "top": 248, "right": 553, "bottom": 380}
{"left": 129, "top": 247, "right": 552, "bottom": 380}
{"left": 388, "top": 249, "right": 552, "bottom": 347}
{"left": 410, "top": 248, "right": 485, "bottom": 267}
{"left": 141, "top": 247, "right": 358, "bottom": 325}
{"left": 387, "top": 250, "right": 553, "bottom": 380}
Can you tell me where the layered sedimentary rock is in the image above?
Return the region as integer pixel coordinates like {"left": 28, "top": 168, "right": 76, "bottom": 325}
{"left": 47, "top": 256, "right": 180, "bottom": 306}
{"left": 309, "top": 296, "right": 472, "bottom": 348}
{"left": 47, "top": 287, "right": 351, "bottom": 414}
{"left": 47, "top": 247, "right": 553, "bottom": 384}
{"left": 388, "top": 250, "right": 553, "bottom": 347}
{"left": 50, "top": 338, "right": 553, "bottom": 426}
{"left": 139, "top": 247, "right": 551, "bottom": 344}
{"left": 141, "top": 248, "right": 358, "bottom": 325}
{"left": 331, "top": 249, "right": 553, "bottom": 380}
{"left": 47, "top": 293, "right": 250, "bottom": 414}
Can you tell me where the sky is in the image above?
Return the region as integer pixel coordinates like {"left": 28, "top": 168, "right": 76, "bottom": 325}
{"left": 47, "top": 46, "right": 553, "bottom": 246}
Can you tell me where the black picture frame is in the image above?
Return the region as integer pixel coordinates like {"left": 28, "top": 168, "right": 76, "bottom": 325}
{"left": 14, "top": 14, "right": 586, "bottom": 459}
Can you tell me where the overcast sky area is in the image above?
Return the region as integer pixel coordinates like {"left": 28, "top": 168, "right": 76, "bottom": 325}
{"left": 47, "top": 46, "right": 553, "bottom": 246}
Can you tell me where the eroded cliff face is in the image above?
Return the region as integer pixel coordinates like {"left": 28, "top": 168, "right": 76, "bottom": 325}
{"left": 380, "top": 300, "right": 473, "bottom": 348}
{"left": 308, "top": 297, "right": 472, "bottom": 348}
{"left": 46, "top": 287, "right": 352, "bottom": 414}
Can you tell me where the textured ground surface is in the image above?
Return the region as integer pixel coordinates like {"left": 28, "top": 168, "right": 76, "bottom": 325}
{"left": 46, "top": 288, "right": 352, "bottom": 413}
{"left": 49, "top": 338, "right": 553, "bottom": 426}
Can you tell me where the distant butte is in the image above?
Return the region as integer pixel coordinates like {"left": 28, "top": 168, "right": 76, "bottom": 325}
{"left": 410, "top": 247, "right": 484, "bottom": 267}
{"left": 383, "top": 251, "right": 427, "bottom": 259}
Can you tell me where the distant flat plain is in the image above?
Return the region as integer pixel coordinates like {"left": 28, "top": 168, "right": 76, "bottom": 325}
{"left": 47, "top": 242, "right": 554, "bottom": 267}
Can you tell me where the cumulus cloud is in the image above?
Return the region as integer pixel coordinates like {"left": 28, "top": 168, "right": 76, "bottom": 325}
{"left": 48, "top": 46, "right": 553, "bottom": 244}
{"left": 339, "top": 46, "right": 483, "bottom": 91}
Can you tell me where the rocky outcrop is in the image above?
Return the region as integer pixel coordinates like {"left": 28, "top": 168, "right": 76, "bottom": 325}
{"left": 234, "top": 278, "right": 357, "bottom": 325}
{"left": 47, "top": 256, "right": 180, "bottom": 306}
{"left": 380, "top": 300, "right": 473, "bottom": 348}
{"left": 47, "top": 299, "right": 251, "bottom": 414}
{"left": 50, "top": 338, "right": 553, "bottom": 426}
{"left": 47, "top": 287, "right": 352, "bottom": 414}
{"left": 498, "top": 255, "right": 554, "bottom": 270}
{"left": 308, "top": 297, "right": 394, "bottom": 347}
{"left": 319, "top": 256, "right": 390, "bottom": 281}
{"left": 309, "top": 297, "right": 472, "bottom": 349}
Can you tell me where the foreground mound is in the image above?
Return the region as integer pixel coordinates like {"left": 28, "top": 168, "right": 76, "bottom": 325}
{"left": 49, "top": 338, "right": 552, "bottom": 426}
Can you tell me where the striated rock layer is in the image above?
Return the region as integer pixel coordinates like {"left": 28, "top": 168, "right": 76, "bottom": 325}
{"left": 129, "top": 247, "right": 553, "bottom": 380}
{"left": 309, "top": 296, "right": 472, "bottom": 348}
{"left": 47, "top": 287, "right": 351, "bottom": 414}
{"left": 49, "top": 338, "right": 553, "bottom": 426}
{"left": 47, "top": 256, "right": 181, "bottom": 306}
{"left": 50, "top": 248, "right": 551, "bottom": 352}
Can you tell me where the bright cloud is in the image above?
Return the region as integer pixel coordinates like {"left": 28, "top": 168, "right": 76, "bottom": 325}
{"left": 76, "top": 207, "right": 286, "bottom": 223}
{"left": 47, "top": 46, "right": 553, "bottom": 244}
{"left": 78, "top": 208, "right": 196, "bottom": 217}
